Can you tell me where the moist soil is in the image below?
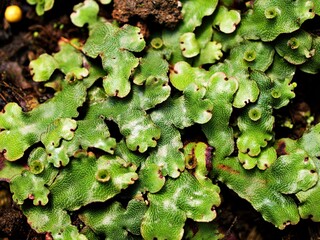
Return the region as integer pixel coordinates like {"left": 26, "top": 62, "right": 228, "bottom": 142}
{"left": 1, "top": 0, "right": 320, "bottom": 239}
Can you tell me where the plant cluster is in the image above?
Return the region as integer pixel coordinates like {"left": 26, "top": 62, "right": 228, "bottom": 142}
{"left": 1, "top": 0, "right": 320, "bottom": 239}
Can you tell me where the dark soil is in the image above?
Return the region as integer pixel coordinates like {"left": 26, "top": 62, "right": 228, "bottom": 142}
{"left": 0, "top": 182, "right": 45, "bottom": 239}
{"left": 112, "top": 0, "right": 182, "bottom": 29}
{"left": 0, "top": 0, "right": 320, "bottom": 239}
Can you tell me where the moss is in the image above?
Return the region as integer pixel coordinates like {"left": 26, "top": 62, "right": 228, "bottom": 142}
{"left": 1, "top": 0, "right": 320, "bottom": 239}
